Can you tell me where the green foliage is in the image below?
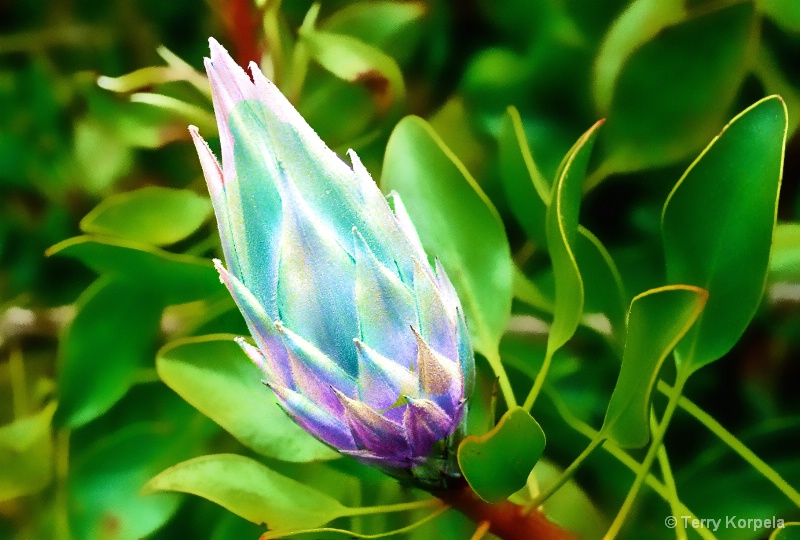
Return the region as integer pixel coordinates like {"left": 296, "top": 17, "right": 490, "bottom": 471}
{"left": 458, "top": 407, "right": 546, "bottom": 504}
{"left": 2, "top": 0, "right": 800, "bottom": 539}
{"left": 382, "top": 116, "right": 513, "bottom": 360}
{"left": 156, "top": 335, "right": 338, "bottom": 462}
{"left": 663, "top": 96, "right": 787, "bottom": 373}
{"left": 602, "top": 286, "right": 707, "bottom": 448}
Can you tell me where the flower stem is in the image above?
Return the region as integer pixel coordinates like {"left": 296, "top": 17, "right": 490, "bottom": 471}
{"left": 605, "top": 369, "right": 690, "bottom": 539}
{"left": 341, "top": 498, "right": 442, "bottom": 517}
{"left": 432, "top": 483, "right": 577, "bottom": 540}
{"left": 523, "top": 347, "right": 554, "bottom": 412}
{"left": 524, "top": 433, "right": 605, "bottom": 512}
{"left": 484, "top": 346, "right": 518, "bottom": 408}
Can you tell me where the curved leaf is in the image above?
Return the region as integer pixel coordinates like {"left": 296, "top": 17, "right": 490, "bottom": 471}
{"left": 458, "top": 407, "right": 546, "bottom": 503}
{"left": 662, "top": 96, "right": 788, "bottom": 373}
{"left": 156, "top": 335, "right": 338, "bottom": 462}
{"left": 56, "top": 277, "right": 163, "bottom": 428}
{"left": 498, "top": 106, "right": 550, "bottom": 246}
{"left": 143, "top": 454, "right": 346, "bottom": 531}
{"left": 301, "top": 29, "right": 405, "bottom": 116}
{"left": 597, "top": 3, "right": 756, "bottom": 178}
{"left": 545, "top": 120, "right": 603, "bottom": 356}
{"left": 80, "top": 186, "right": 212, "bottom": 246}
{"left": 381, "top": 116, "right": 513, "bottom": 357}
{"left": 602, "top": 285, "right": 707, "bottom": 448}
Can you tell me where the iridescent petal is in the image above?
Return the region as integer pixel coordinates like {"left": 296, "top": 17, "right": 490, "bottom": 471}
{"left": 275, "top": 322, "right": 356, "bottom": 412}
{"left": 214, "top": 260, "right": 292, "bottom": 386}
{"left": 455, "top": 307, "right": 475, "bottom": 395}
{"left": 340, "top": 449, "right": 411, "bottom": 469}
{"left": 354, "top": 339, "right": 417, "bottom": 410}
{"left": 235, "top": 336, "right": 273, "bottom": 380}
{"left": 353, "top": 228, "right": 417, "bottom": 363}
{"left": 413, "top": 328, "right": 462, "bottom": 415}
{"left": 334, "top": 389, "right": 411, "bottom": 459}
{"left": 404, "top": 397, "right": 452, "bottom": 456}
{"left": 386, "top": 191, "right": 428, "bottom": 277}
{"left": 412, "top": 258, "right": 458, "bottom": 360}
{"left": 270, "top": 383, "right": 356, "bottom": 451}
{"left": 275, "top": 176, "right": 359, "bottom": 374}
{"left": 247, "top": 57, "right": 411, "bottom": 270}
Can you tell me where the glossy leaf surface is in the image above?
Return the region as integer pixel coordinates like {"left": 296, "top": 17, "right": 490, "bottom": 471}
{"left": 544, "top": 121, "right": 603, "bottom": 356}
{"left": 602, "top": 285, "right": 707, "bottom": 448}
{"left": 662, "top": 96, "right": 787, "bottom": 373}
{"left": 458, "top": 407, "right": 546, "bottom": 503}
{"left": 80, "top": 186, "right": 212, "bottom": 246}
{"left": 143, "top": 454, "right": 347, "bottom": 531}
{"left": 382, "top": 116, "right": 513, "bottom": 357}
{"left": 57, "top": 277, "right": 163, "bottom": 428}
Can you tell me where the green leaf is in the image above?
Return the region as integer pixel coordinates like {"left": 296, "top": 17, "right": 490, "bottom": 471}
{"left": 56, "top": 277, "right": 163, "bottom": 428}
{"left": 593, "top": 0, "right": 686, "bottom": 113}
{"left": 771, "top": 523, "right": 800, "bottom": 540}
{"left": 597, "top": 3, "right": 756, "bottom": 178}
{"left": 69, "top": 422, "right": 198, "bottom": 540}
{"left": 759, "top": 0, "right": 800, "bottom": 33}
{"left": 575, "top": 226, "right": 627, "bottom": 349}
{"left": 301, "top": 29, "right": 405, "bottom": 116}
{"left": 662, "top": 96, "right": 788, "bottom": 373}
{"left": 498, "top": 106, "right": 550, "bottom": 246}
{"left": 545, "top": 120, "right": 603, "bottom": 356}
{"left": 47, "top": 235, "right": 220, "bottom": 305}
{"left": 458, "top": 407, "right": 546, "bottom": 503}
{"left": 143, "top": 454, "right": 347, "bottom": 531}
{"left": 770, "top": 223, "right": 800, "bottom": 282}
{"left": 602, "top": 285, "right": 707, "bottom": 448}
{"left": 381, "top": 116, "right": 513, "bottom": 357}
{"left": 0, "top": 403, "right": 56, "bottom": 501}
{"left": 156, "top": 335, "right": 338, "bottom": 462}
{"left": 74, "top": 118, "right": 133, "bottom": 194}
{"left": 80, "top": 186, "right": 212, "bottom": 247}
{"left": 322, "top": 1, "right": 425, "bottom": 63}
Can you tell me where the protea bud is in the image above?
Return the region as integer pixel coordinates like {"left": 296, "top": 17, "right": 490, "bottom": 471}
{"left": 190, "top": 39, "right": 474, "bottom": 487}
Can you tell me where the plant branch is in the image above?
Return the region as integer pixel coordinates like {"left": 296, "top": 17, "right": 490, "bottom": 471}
{"left": 432, "top": 483, "right": 577, "bottom": 540}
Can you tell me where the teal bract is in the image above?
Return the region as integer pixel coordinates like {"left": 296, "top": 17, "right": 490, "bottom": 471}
{"left": 191, "top": 39, "right": 474, "bottom": 480}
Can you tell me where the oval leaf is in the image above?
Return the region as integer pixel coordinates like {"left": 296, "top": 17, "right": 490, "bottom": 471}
{"left": 598, "top": 3, "right": 756, "bottom": 177}
{"left": 56, "top": 277, "right": 163, "bottom": 428}
{"left": 381, "top": 116, "right": 513, "bottom": 357}
{"left": 602, "top": 285, "right": 707, "bottom": 448}
{"left": 662, "top": 96, "right": 788, "bottom": 373}
{"left": 80, "top": 186, "right": 212, "bottom": 246}
{"left": 545, "top": 120, "right": 603, "bottom": 356}
{"left": 302, "top": 29, "right": 405, "bottom": 115}
{"left": 156, "top": 335, "right": 338, "bottom": 462}
{"left": 458, "top": 407, "right": 546, "bottom": 503}
{"left": 143, "top": 454, "right": 346, "bottom": 531}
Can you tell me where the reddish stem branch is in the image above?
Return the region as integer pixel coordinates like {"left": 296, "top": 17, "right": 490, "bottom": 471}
{"left": 219, "top": 0, "right": 262, "bottom": 67}
{"left": 433, "top": 485, "right": 578, "bottom": 540}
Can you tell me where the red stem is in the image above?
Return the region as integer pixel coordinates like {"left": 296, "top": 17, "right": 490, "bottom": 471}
{"left": 219, "top": 0, "right": 262, "bottom": 66}
{"left": 433, "top": 485, "right": 578, "bottom": 540}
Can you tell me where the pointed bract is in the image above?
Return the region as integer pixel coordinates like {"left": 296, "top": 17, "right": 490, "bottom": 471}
{"left": 194, "top": 39, "right": 475, "bottom": 479}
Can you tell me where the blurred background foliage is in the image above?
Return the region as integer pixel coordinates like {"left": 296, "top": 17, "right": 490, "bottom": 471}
{"left": 1, "top": 0, "right": 800, "bottom": 538}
